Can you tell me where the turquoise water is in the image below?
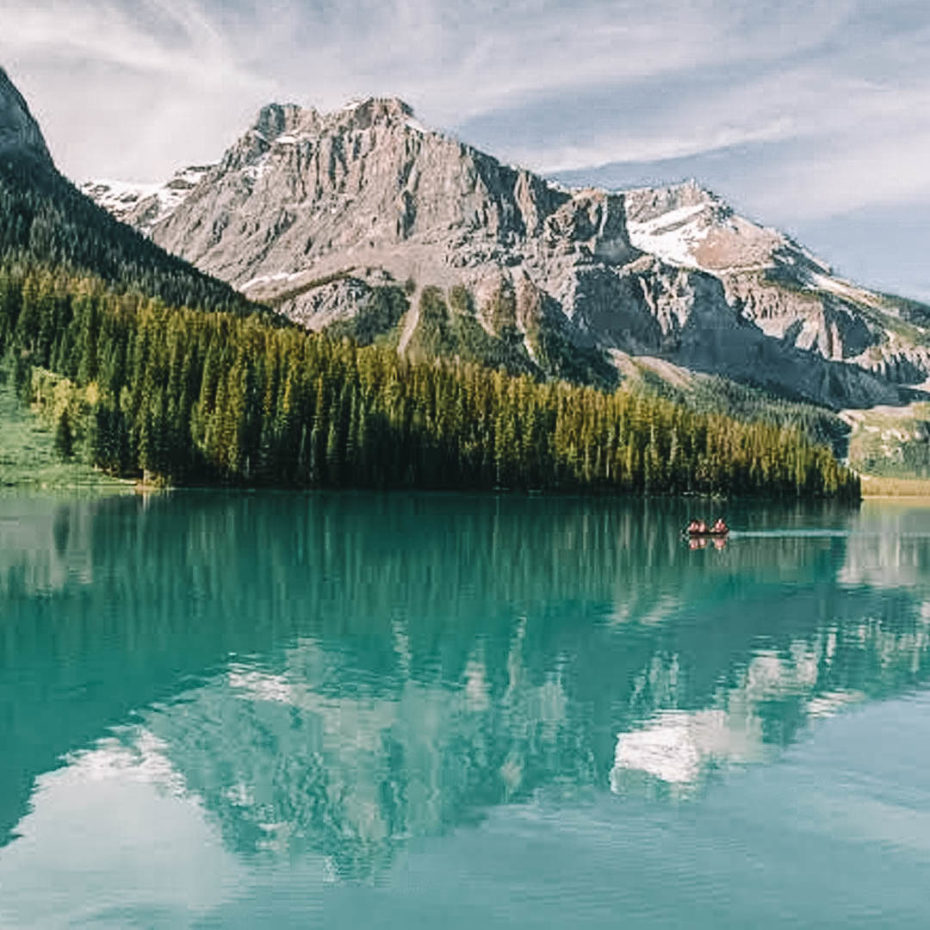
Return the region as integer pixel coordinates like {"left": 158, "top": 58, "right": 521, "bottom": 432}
{"left": 1, "top": 492, "right": 929, "bottom": 928}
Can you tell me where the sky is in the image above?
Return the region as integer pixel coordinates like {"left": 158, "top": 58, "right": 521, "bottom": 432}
{"left": 0, "top": 0, "right": 928, "bottom": 300}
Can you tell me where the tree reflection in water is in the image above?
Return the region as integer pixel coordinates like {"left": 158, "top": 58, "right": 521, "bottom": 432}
{"left": 1, "top": 493, "right": 929, "bottom": 878}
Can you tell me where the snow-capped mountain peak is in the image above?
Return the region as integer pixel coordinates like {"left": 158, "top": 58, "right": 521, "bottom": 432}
{"left": 624, "top": 180, "right": 829, "bottom": 277}
{"left": 79, "top": 164, "right": 214, "bottom": 236}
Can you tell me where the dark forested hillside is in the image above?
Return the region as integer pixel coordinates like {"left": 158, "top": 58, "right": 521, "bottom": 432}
{"left": 0, "top": 265, "right": 860, "bottom": 499}
{"left": 0, "top": 155, "right": 251, "bottom": 314}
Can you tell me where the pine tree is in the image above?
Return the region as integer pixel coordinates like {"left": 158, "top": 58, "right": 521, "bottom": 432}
{"left": 54, "top": 407, "right": 74, "bottom": 459}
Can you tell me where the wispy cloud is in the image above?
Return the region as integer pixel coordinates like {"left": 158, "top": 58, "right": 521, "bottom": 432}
{"left": 0, "top": 0, "right": 892, "bottom": 180}
{"left": 0, "top": 0, "right": 281, "bottom": 179}
{"left": 0, "top": 0, "right": 928, "bottom": 296}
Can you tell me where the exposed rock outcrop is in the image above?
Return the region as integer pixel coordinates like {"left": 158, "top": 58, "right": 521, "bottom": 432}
{"left": 0, "top": 67, "right": 51, "bottom": 163}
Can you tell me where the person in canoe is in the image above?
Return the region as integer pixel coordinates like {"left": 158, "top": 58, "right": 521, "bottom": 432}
{"left": 686, "top": 518, "right": 728, "bottom": 537}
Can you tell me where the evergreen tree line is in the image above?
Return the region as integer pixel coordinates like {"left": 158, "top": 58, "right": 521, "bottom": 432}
{"left": 0, "top": 265, "right": 860, "bottom": 498}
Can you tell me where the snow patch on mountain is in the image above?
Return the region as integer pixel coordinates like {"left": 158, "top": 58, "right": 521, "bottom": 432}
{"left": 81, "top": 178, "right": 163, "bottom": 213}
{"left": 241, "top": 271, "right": 305, "bottom": 290}
{"left": 626, "top": 202, "right": 711, "bottom": 268}
{"left": 804, "top": 271, "right": 886, "bottom": 309}
{"left": 79, "top": 164, "right": 213, "bottom": 235}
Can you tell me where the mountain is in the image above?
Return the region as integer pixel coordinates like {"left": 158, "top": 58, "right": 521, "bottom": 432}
{"left": 624, "top": 182, "right": 930, "bottom": 379}
{"left": 0, "top": 67, "right": 50, "bottom": 163}
{"left": 82, "top": 97, "right": 930, "bottom": 410}
{"left": 0, "top": 66, "right": 249, "bottom": 314}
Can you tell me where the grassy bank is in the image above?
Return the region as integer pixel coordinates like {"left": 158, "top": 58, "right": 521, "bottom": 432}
{"left": 0, "top": 366, "right": 129, "bottom": 491}
{"left": 860, "top": 474, "right": 930, "bottom": 498}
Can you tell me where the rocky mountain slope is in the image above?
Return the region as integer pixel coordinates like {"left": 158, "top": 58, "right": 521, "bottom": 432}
{"left": 0, "top": 67, "right": 51, "bottom": 163}
{"left": 82, "top": 96, "right": 930, "bottom": 409}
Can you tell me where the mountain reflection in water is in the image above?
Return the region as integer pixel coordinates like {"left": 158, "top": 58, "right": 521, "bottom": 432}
{"left": 1, "top": 492, "right": 929, "bottom": 884}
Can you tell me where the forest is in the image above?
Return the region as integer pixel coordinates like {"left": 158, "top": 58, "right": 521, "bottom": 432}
{"left": 0, "top": 264, "right": 859, "bottom": 498}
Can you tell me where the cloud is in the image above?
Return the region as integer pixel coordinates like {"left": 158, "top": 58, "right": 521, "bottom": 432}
{"left": 550, "top": 67, "right": 930, "bottom": 219}
{"left": 748, "top": 130, "right": 930, "bottom": 220}
{"left": 0, "top": 0, "right": 928, "bottom": 297}
{"left": 0, "top": 0, "right": 282, "bottom": 179}
{"left": 0, "top": 0, "right": 887, "bottom": 179}
{"left": 531, "top": 119, "right": 795, "bottom": 176}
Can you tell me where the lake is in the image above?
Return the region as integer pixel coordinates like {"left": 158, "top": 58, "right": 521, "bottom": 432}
{"left": 1, "top": 491, "right": 929, "bottom": 928}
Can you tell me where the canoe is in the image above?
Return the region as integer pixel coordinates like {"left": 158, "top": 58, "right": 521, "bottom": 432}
{"left": 685, "top": 529, "right": 729, "bottom": 538}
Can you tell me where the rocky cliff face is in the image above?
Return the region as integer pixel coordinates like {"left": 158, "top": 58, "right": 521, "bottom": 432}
{"left": 83, "top": 97, "right": 930, "bottom": 409}
{"left": 0, "top": 67, "right": 51, "bottom": 163}
{"left": 625, "top": 181, "right": 930, "bottom": 388}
